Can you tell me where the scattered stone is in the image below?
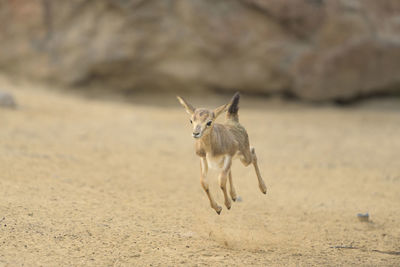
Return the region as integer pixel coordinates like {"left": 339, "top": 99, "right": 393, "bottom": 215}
{"left": 236, "top": 196, "right": 243, "bottom": 202}
{"left": 0, "top": 91, "right": 17, "bottom": 109}
{"left": 357, "top": 212, "right": 369, "bottom": 222}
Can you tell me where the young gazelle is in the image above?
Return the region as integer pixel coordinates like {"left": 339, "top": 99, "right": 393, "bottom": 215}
{"left": 177, "top": 93, "right": 267, "bottom": 214}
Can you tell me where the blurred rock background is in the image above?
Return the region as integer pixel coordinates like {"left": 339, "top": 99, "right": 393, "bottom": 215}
{"left": 1, "top": 0, "right": 400, "bottom": 101}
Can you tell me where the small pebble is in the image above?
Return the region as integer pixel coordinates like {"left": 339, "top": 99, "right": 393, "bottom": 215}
{"left": 357, "top": 212, "right": 369, "bottom": 222}
{"left": 0, "top": 91, "right": 17, "bottom": 109}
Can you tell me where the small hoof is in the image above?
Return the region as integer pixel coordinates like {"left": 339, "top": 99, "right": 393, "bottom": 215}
{"left": 226, "top": 205, "right": 231, "bottom": 210}
{"left": 259, "top": 189, "right": 267, "bottom": 194}
{"left": 259, "top": 183, "right": 267, "bottom": 194}
{"left": 262, "top": 188, "right": 267, "bottom": 194}
{"left": 215, "top": 206, "right": 222, "bottom": 215}
{"left": 232, "top": 197, "right": 236, "bottom": 202}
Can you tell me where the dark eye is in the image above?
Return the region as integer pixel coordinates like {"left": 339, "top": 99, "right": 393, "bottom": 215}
{"left": 206, "top": 121, "right": 212, "bottom": 126}
{"left": 190, "top": 119, "right": 193, "bottom": 124}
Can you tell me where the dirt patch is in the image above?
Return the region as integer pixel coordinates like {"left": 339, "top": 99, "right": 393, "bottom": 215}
{"left": 0, "top": 77, "right": 399, "bottom": 266}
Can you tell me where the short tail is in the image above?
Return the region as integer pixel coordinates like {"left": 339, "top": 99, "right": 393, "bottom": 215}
{"left": 226, "top": 92, "right": 240, "bottom": 122}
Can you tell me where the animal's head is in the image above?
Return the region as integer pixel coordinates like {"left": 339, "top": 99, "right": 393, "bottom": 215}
{"left": 177, "top": 96, "right": 228, "bottom": 139}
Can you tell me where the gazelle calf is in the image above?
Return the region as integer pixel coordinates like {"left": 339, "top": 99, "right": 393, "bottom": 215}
{"left": 177, "top": 92, "right": 267, "bottom": 214}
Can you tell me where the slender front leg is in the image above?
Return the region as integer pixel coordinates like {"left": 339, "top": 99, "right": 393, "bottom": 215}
{"left": 251, "top": 147, "right": 267, "bottom": 194}
{"left": 200, "top": 157, "right": 222, "bottom": 214}
{"left": 228, "top": 171, "right": 237, "bottom": 201}
{"left": 219, "top": 156, "right": 232, "bottom": 210}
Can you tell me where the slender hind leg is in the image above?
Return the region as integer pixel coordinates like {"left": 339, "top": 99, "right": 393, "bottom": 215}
{"left": 219, "top": 156, "right": 232, "bottom": 210}
{"left": 200, "top": 157, "right": 222, "bottom": 214}
{"left": 251, "top": 147, "right": 267, "bottom": 194}
{"left": 228, "top": 171, "right": 237, "bottom": 201}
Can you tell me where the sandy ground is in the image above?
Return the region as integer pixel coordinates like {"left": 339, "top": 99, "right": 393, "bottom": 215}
{"left": 0, "top": 76, "right": 400, "bottom": 266}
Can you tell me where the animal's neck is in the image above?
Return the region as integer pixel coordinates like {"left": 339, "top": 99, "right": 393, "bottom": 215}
{"left": 199, "top": 126, "right": 216, "bottom": 152}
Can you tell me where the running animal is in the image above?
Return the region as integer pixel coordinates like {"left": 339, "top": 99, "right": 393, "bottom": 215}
{"left": 177, "top": 92, "right": 267, "bottom": 214}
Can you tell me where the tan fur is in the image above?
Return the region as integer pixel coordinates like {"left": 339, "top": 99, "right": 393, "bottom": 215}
{"left": 177, "top": 94, "right": 267, "bottom": 214}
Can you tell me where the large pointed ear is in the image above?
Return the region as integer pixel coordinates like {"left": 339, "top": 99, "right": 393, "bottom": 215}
{"left": 213, "top": 103, "right": 228, "bottom": 118}
{"left": 177, "top": 96, "right": 195, "bottom": 115}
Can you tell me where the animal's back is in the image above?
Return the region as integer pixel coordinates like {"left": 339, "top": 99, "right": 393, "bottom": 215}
{"left": 225, "top": 121, "right": 250, "bottom": 157}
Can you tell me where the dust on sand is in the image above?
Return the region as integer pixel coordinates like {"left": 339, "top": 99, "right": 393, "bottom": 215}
{"left": 1, "top": 77, "right": 399, "bottom": 266}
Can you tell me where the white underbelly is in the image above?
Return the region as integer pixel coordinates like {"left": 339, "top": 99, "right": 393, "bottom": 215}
{"left": 206, "top": 154, "right": 225, "bottom": 170}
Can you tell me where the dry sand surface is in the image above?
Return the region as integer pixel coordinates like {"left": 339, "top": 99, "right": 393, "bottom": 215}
{"left": 1, "top": 77, "right": 400, "bottom": 266}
